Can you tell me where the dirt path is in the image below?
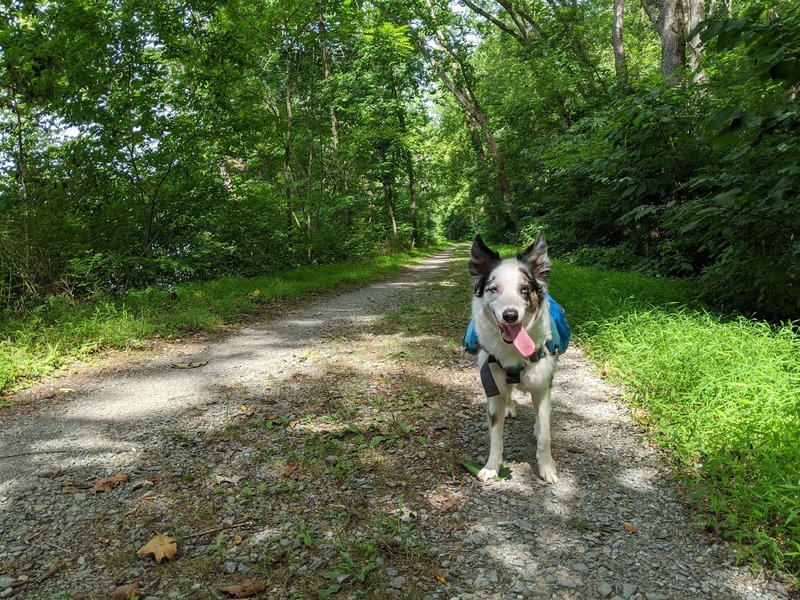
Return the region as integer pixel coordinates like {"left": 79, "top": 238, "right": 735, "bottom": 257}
{"left": 0, "top": 247, "right": 791, "bottom": 600}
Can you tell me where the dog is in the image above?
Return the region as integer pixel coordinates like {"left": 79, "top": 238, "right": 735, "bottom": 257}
{"left": 469, "top": 232, "right": 559, "bottom": 483}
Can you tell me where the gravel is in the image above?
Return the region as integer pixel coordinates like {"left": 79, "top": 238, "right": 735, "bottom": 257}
{"left": 0, "top": 246, "right": 795, "bottom": 599}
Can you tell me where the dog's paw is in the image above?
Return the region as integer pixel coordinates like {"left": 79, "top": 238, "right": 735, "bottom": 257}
{"left": 538, "top": 459, "right": 559, "bottom": 484}
{"left": 505, "top": 401, "right": 518, "bottom": 418}
{"left": 477, "top": 467, "right": 498, "bottom": 483}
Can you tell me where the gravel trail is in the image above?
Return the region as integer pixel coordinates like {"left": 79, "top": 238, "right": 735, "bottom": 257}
{"left": 0, "top": 247, "right": 792, "bottom": 600}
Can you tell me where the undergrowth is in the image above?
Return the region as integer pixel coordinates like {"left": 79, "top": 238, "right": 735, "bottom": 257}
{"left": 553, "top": 261, "right": 799, "bottom": 579}
{"left": 0, "top": 246, "right": 445, "bottom": 396}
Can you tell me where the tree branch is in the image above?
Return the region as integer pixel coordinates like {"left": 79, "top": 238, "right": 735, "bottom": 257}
{"left": 461, "top": 0, "right": 524, "bottom": 42}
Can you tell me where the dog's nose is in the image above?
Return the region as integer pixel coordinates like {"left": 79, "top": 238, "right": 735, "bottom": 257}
{"left": 502, "top": 309, "right": 518, "bottom": 323}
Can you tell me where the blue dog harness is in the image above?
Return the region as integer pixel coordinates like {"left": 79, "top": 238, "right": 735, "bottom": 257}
{"left": 464, "top": 292, "right": 572, "bottom": 398}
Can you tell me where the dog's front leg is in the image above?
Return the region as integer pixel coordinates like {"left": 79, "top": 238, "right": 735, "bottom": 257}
{"left": 478, "top": 394, "right": 507, "bottom": 483}
{"left": 532, "top": 387, "right": 559, "bottom": 483}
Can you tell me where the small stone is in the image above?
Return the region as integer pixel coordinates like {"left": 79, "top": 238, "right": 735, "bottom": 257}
{"left": 622, "top": 583, "right": 638, "bottom": 598}
{"left": 597, "top": 582, "right": 613, "bottom": 597}
{"left": 417, "top": 451, "right": 427, "bottom": 459}
{"left": 0, "top": 579, "right": 12, "bottom": 589}
{"left": 557, "top": 578, "right": 580, "bottom": 589}
{"left": 645, "top": 594, "right": 667, "bottom": 600}
{"left": 390, "top": 576, "right": 406, "bottom": 588}
{"left": 131, "top": 479, "right": 154, "bottom": 491}
{"left": 223, "top": 561, "right": 237, "bottom": 574}
{"left": 0, "top": 589, "right": 13, "bottom": 599}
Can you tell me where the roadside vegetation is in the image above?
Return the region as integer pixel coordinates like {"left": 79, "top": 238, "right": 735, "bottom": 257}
{"left": 0, "top": 246, "right": 443, "bottom": 397}
{"left": 551, "top": 258, "right": 799, "bottom": 578}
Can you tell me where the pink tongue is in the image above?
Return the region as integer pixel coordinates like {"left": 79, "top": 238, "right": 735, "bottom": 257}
{"left": 511, "top": 325, "right": 536, "bottom": 357}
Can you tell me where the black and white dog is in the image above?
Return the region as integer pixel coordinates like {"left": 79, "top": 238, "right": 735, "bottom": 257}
{"left": 469, "top": 233, "right": 559, "bottom": 483}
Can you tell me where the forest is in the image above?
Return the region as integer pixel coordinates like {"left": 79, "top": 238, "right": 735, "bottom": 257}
{"left": 1, "top": 0, "right": 797, "bottom": 322}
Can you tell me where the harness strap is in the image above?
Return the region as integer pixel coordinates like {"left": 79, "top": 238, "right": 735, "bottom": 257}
{"left": 480, "top": 347, "right": 551, "bottom": 398}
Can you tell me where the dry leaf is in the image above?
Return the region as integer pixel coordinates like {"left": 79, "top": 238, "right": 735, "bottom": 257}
{"left": 433, "top": 570, "right": 448, "bottom": 585}
{"left": 58, "top": 387, "right": 75, "bottom": 393}
{"left": 283, "top": 462, "right": 295, "bottom": 477}
{"left": 601, "top": 362, "right": 612, "bottom": 377}
{"left": 94, "top": 472, "right": 129, "bottom": 493}
{"left": 61, "top": 485, "right": 79, "bottom": 494}
{"left": 623, "top": 522, "right": 638, "bottom": 533}
{"left": 112, "top": 583, "right": 139, "bottom": 600}
{"left": 240, "top": 405, "right": 248, "bottom": 411}
{"left": 233, "top": 535, "right": 242, "bottom": 545}
{"left": 288, "top": 420, "right": 299, "bottom": 428}
{"left": 136, "top": 533, "right": 177, "bottom": 564}
{"left": 265, "top": 414, "right": 277, "bottom": 420}
{"left": 220, "top": 579, "right": 266, "bottom": 598}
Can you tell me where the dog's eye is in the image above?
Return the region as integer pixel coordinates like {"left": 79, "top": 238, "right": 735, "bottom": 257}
{"left": 487, "top": 285, "right": 498, "bottom": 294}
{"left": 521, "top": 285, "right": 530, "bottom": 294}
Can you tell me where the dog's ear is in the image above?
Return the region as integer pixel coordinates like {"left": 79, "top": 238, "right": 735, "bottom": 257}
{"left": 469, "top": 235, "right": 501, "bottom": 296}
{"left": 517, "top": 232, "right": 551, "bottom": 288}
{"left": 469, "top": 235, "right": 500, "bottom": 277}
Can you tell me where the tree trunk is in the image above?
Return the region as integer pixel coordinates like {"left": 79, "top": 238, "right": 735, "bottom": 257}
{"left": 282, "top": 13, "right": 294, "bottom": 243}
{"left": 613, "top": 0, "right": 629, "bottom": 85}
{"left": 414, "top": 38, "right": 516, "bottom": 228}
{"left": 317, "top": 2, "right": 340, "bottom": 151}
{"left": 390, "top": 79, "right": 419, "bottom": 247}
{"left": 658, "top": 0, "right": 686, "bottom": 82}
{"left": 13, "top": 97, "right": 30, "bottom": 270}
{"left": 685, "top": 0, "right": 706, "bottom": 81}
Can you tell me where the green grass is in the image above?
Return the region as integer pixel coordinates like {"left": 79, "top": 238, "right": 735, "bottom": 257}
{"left": 0, "top": 246, "right": 445, "bottom": 396}
{"left": 550, "top": 260, "right": 800, "bottom": 578}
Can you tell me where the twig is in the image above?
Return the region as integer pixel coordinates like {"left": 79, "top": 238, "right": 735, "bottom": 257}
{"left": 10, "top": 564, "right": 60, "bottom": 589}
{"left": 184, "top": 522, "right": 250, "bottom": 540}
{"left": 0, "top": 450, "right": 70, "bottom": 460}
{"left": 40, "top": 539, "right": 70, "bottom": 553}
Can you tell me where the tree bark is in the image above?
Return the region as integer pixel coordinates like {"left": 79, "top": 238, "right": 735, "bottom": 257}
{"left": 658, "top": 0, "right": 686, "bottom": 82}
{"left": 317, "top": 2, "right": 340, "bottom": 151}
{"left": 685, "top": 0, "right": 706, "bottom": 81}
{"left": 281, "top": 11, "right": 294, "bottom": 242}
{"left": 613, "top": 0, "right": 629, "bottom": 85}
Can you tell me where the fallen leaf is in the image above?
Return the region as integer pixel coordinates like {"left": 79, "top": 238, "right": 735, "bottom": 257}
{"left": 58, "top": 387, "right": 75, "bottom": 393}
{"left": 112, "top": 583, "right": 139, "bottom": 600}
{"left": 265, "top": 414, "right": 277, "bottom": 420}
{"left": 171, "top": 361, "right": 208, "bottom": 369}
{"left": 94, "top": 472, "right": 129, "bottom": 493}
{"left": 136, "top": 533, "right": 177, "bottom": 564}
{"left": 623, "top": 522, "right": 638, "bottom": 533}
{"left": 283, "top": 462, "right": 295, "bottom": 477}
{"left": 240, "top": 405, "right": 248, "bottom": 411}
{"left": 288, "top": 420, "right": 299, "bottom": 428}
{"left": 220, "top": 579, "right": 266, "bottom": 598}
{"left": 551, "top": 450, "right": 558, "bottom": 460}
{"left": 233, "top": 535, "right": 242, "bottom": 545}
{"left": 433, "top": 570, "right": 448, "bottom": 585}
{"left": 601, "top": 362, "right": 612, "bottom": 377}
{"left": 61, "top": 485, "right": 79, "bottom": 494}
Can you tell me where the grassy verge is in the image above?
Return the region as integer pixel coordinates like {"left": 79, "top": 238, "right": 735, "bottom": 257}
{"left": 0, "top": 246, "right": 446, "bottom": 397}
{"left": 492, "top": 243, "right": 799, "bottom": 577}
{"left": 555, "top": 262, "right": 799, "bottom": 578}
